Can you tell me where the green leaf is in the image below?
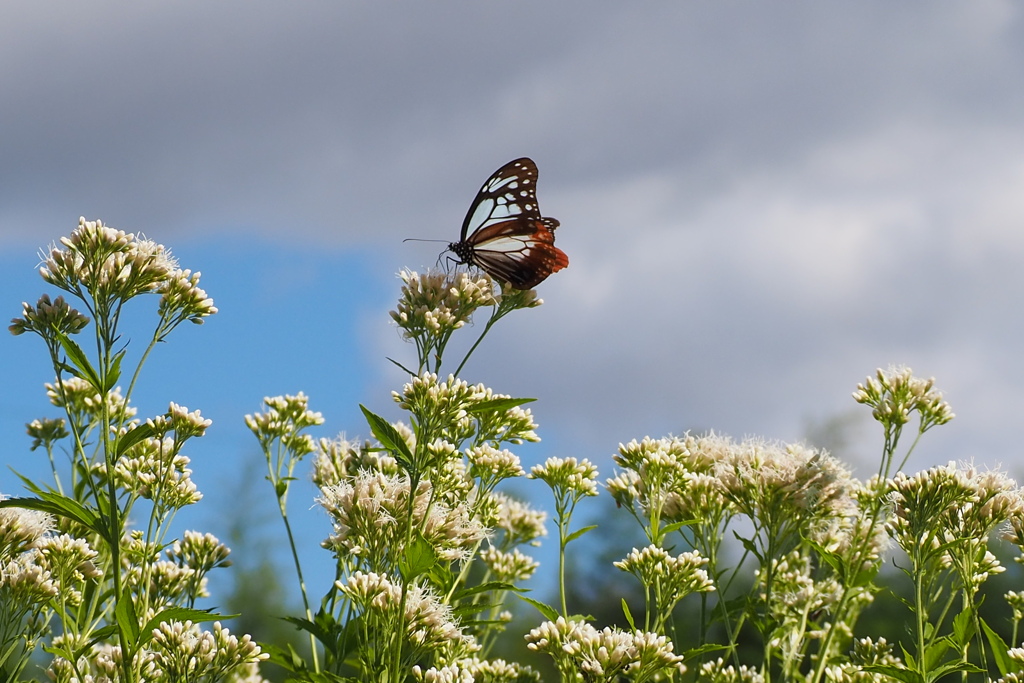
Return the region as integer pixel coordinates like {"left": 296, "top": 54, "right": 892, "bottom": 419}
{"left": 621, "top": 599, "right": 636, "bottom": 630}
{"left": 661, "top": 520, "right": 698, "bottom": 536}
{"left": 466, "top": 397, "right": 536, "bottom": 415}
{"left": 732, "top": 531, "right": 763, "bottom": 563}
{"left": 114, "top": 423, "right": 156, "bottom": 457}
{"left": 680, "top": 643, "right": 729, "bottom": 662}
{"left": 137, "top": 607, "right": 230, "bottom": 648}
{"left": 359, "top": 404, "right": 414, "bottom": 473}
{"left": 258, "top": 642, "right": 308, "bottom": 674}
{"left": 41, "top": 642, "right": 77, "bottom": 663}
{"left": 452, "top": 602, "right": 505, "bottom": 620}
{"left": 565, "top": 524, "right": 598, "bottom": 544}
{"left": 450, "top": 581, "right": 518, "bottom": 602}
{"left": 105, "top": 348, "right": 126, "bottom": 392}
{"left": 424, "top": 562, "right": 455, "bottom": 595}
{"left": 385, "top": 356, "right": 417, "bottom": 376}
{"left": 920, "top": 638, "right": 950, "bottom": 673}
{"left": 949, "top": 607, "right": 976, "bottom": 649}
{"left": 55, "top": 331, "right": 102, "bottom": 390}
{"left": 399, "top": 532, "right": 437, "bottom": 581}
{"left": 565, "top": 612, "right": 595, "bottom": 623}
{"left": 901, "top": 644, "right": 916, "bottom": 670}
{"left": 115, "top": 591, "right": 141, "bottom": 653}
{"left": 302, "top": 672, "right": 353, "bottom": 683}
{"left": 282, "top": 616, "right": 333, "bottom": 646}
{"left": 981, "top": 617, "right": 1015, "bottom": 675}
{"left": 11, "top": 472, "right": 49, "bottom": 497}
{"left": 0, "top": 494, "right": 108, "bottom": 544}
{"left": 517, "top": 595, "right": 559, "bottom": 622}
{"left": 921, "top": 661, "right": 985, "bottom": 683}
{"left": 86, "top": 624, "right": 120, "bottom": 646}
{"left": 861, "top": 665, "right": 923, "bottom": 683}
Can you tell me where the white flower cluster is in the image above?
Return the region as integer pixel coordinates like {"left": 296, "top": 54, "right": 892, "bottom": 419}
{"left": 853, "top": 365, "right": 954, "bottom": 433}
{"left": 339, "top": 572, "right": 472, "bottom": 651}
{"left": 390, "top": 269, "right": 497, "bottom": 338}
{"left": 525, "top": 617, "right": 686, "bottom": 680}
{"left": 529, "top": 457, "right": 599, "bottom": 498}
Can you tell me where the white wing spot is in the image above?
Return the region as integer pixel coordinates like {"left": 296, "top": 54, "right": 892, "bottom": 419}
{"left": 476, "top": 236, "right": 530, "bottom": 254}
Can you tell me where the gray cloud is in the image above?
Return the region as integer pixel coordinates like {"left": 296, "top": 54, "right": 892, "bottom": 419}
{"left": 4, "top": 2, "right": 1024, "bottom": 479}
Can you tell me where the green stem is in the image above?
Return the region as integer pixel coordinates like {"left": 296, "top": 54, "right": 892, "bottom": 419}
{"left": 555, "top": 493, "right": 575, "bottom": 618}
{"left": 453, "top": 315, "right": 498, "bottom": 378}
{"left": 895, "top": 428, "right": 925, "bottom": 475}
{"left": 99, "top": 376, "right": 132, "bottom": 682}
{"left": 123, "top": 330, "right": 163, "bottom": 406}
{"left": 278, "top": 502, "right": 320, "bottom": 671}
{"left": 915, "top": 557, "right": 928, "bottom": 672}
{"left": 266, "top": 434, "right": 319, "bottom": 672}
{"left": 388, "top": 473, "right": 421, "bottom": 683}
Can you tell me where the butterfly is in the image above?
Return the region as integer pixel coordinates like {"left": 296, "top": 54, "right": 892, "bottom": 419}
{"left": 446, "top": 157, "right": 568, "bottom": 290}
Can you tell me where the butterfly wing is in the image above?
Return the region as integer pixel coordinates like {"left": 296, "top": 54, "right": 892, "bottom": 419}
{"left": 466, "top": 217, "right": 568, "bottom": 289}
{"left": 460, "top": 158, "right": 542, "bottom": 241}
{"left": 450, "top": 158, "right": 568, "bottom": 289}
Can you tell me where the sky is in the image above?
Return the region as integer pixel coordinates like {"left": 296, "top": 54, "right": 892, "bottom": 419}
{"left": 2, "top": 2, "right": 1024, "bottom": 608}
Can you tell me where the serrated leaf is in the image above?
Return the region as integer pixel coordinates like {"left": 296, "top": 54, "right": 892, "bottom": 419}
{"left": 12, "top": 473, "right": 49, "bottom": 497}
{"left": 732, "top": 531, "right": 763, "bottom": 563}
{"left": 517, "top": 595, "right": 559, "bottom": 622}
{"left": 466, "top": 397, "right": 536, "bottom": 415}
{"left": 565, "top": 524, "right": 598, "bottom": 544}
{"left": 949, "top": 607, "right": 976, "bottom": 649}
{"left": 258, "top": 642, "right": 308, "bottom": 673}
{"left": 57, "top": 361, "right": 84, "bottom": 380}
{"left": 114, "top": 423, "right": 156, "bottom": 457}
{"left": 359, "top": 405, "right": 414, "bottom": 473}
{"left": 901, "top": 644, "right": 916, "bottom": 670}
{"left": 922, "top": 661, "right": 985, "bottom": 683}
{"left": 55, "top": 331, "right": 101, "bottom": 390}
{"left": 86, "top": 623, "right": 120, "bottom": 646}
{"left": 0, "top": 494, "right": 108, "bottom": 543}
{"left": 565, "top": 612, "right": 594, "bottom": 623}
{"left": 282, "top": 616, "right": 332, "bottom": 644}
{"left": 105, "top": 348, "right": 126, "bottom": 392}
{"left": 921, "top": 637, "right": 949, "bottom": 672}
{"left": 982, "top": 618, "right": 1015, "bottom": 675}
{"left": 41, "top": 641, "right": 78, "bottom": 667}
{"left": 399, "top": 532, "right": 437, "bottom": 580}
{"left": 115, "top": 591, "right": 141, "bottom": 651}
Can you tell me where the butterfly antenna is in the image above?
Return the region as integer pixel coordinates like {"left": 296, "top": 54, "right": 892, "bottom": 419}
{"left": 403, "top": 238, "right": 449, "bottom": 244}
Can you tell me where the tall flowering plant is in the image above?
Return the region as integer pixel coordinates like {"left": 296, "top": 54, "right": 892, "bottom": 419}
{"left": 599, "top": 366, "right": 1024, "bottom": 683}
{"left": 11, "top": 221, "right": 1024, "bottom": 683}
{"left": 3, "top": 219, "right": 266, "bottom": 682}
{"left": 249, "top": 268, "right": 694, "bottom": 682}
{"left": 248, "top": 270, "right": 552, "bottom": 682}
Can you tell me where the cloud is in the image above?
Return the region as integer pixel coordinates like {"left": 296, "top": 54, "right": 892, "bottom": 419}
{"left": 4, "top": 1, "right": 1024, "bottom": 485}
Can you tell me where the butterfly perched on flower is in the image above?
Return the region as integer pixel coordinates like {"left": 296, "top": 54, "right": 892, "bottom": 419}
{"left": 446, "top": 158, "right": 568, "bottom": 290}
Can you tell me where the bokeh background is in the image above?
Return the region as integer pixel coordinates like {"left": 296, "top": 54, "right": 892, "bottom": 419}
{"left": 2, "top": 0, "right": 1023, "bottom": 663}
